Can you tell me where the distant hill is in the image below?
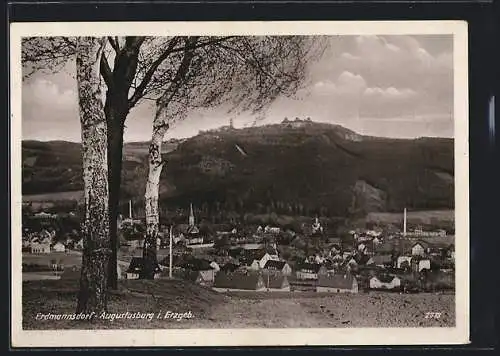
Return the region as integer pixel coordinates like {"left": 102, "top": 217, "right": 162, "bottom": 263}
{"left": 22, "top": 120, "right": 454, "bottom": 217}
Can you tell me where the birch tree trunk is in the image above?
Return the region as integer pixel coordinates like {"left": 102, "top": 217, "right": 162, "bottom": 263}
{"left": 75, "top": 37, "right": 111, "bottom": 313}
{"left": 141, "top": 37, "right": 199, "bottom": 279}
{"left": 141, "top": 109, "right": 170, "bottom": 279}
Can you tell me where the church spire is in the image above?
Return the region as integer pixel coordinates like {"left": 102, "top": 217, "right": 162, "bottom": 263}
{"left": 189, "top": 203, "right": 195, "bottom": 226}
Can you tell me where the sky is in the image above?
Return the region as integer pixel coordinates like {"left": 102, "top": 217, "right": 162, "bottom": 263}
{"left": 21, "top": 35, "right": 453, "bottom": 142}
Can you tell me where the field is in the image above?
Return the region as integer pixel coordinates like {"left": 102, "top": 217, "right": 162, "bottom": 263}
{"left": 22, "top": 279, "right": 454, "bottom": 330}
{"left": 22, "top": 190, "right": 83, "bottom": 202}
{"left": 200, "top": 291, "right": 455, "bottom": 328}
{"left": 22, "top": 252, "right": 83, "bottom": 267}
{"left": 366, "top": 210, "right": 454, "bottom": 225}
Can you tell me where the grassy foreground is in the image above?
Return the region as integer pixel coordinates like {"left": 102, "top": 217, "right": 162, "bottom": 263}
{"left": 22, "top": 279, "right": 455, "bottom": 329}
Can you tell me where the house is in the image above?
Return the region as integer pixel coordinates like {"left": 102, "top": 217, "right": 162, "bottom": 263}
{"left": 331, "top": 254, "right": 344, "bottom": 264}
{"left": 356, "top": 234, "right": 372, "bottom": 242}
{"left": 30, "top": 242, "right": 51, "bottom": 254}
{"left": 314, "top": 255, "right": 326, "bottom": 264}
{"left": 397, "top": 255, "right": 412, "bottom": 269}
{"left": 357, "top": 243, "right": 367, "bottom": 252}
{"left": 329, "top": 244, "right": 341, "bottom": 256}
{"left": 125, "top": 257, "right": 161, "bottom": 280}
{"left": 249, "top": 260, "right": 261, "bottom": 271}
{"left": 345, "top": 257, "right": 358, "bottom": 268}
{"left": 180, "top": 269, "right": 215, "bottom": 286}
{"left": 186, "top": 236, "right": 204, "bottom": 245}
{"left": 263, "top": 274, "right": 290, "bottom": 291}
{"left": 178, "top": 258, "right": 216, "bottom": 284}
{"left": 412, "top": 258, "right": 431, "bottom": 273}
{"left": 327, "top": 236, "right": 342, "bottom": 245}
{"left": 342, "top": 251, "right": 353, "bottom": 260}
{"left": 426, "top": 242, "right": 452, "bottom": 257}
{"left": 316, "top": 274, "right": 358, "bottom": 293}
{"left": 34, "top": 211, "right": 54, "bottom": 219}
{"left": 263, "top": 260, "right": 292, "bottom": 276}
{"left": 213, "top": 272, "right": 265, "bottom": 292}
{"left": 242, "top": 249, "right": 279, "bottom": 269}
{"left": 367, "top": 254, "right": 393, "bottom": 268}
{"left": 52, "top": 242, "right": 66, "bottom": 252}
{"left": 210, "top": 261, "right": 220, "bottom": 272}
{"left": 295, "top": 263, "right": 322, "bottom": 280}
{"left": 264, "top": 226, "right": 281, "bottom": 234}
{"left": 369, "top": 275, "right": 401, "bottom": 290}
{"left": 411, "top": 241, "right": 428, "bottom": 256}
{"left": 366, "top": 230, "right": 382, "bottom": 238}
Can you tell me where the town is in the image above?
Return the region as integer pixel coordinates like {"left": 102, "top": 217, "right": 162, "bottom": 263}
{"left": 22, "top": 199, "right": 455, "bottom": 295}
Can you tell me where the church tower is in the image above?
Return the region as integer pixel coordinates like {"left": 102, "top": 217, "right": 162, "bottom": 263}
{"left": 189, "top": 203, "right": 195, "bottom": 227}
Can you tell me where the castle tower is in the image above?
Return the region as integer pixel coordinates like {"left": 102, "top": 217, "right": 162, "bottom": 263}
{"left": 189, "top": 203, "right": 195, "bottom": 227}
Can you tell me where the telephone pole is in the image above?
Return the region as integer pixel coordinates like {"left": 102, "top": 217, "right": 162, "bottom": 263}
{"left": 169, "top": 225, "right": 173, "bottom": 279}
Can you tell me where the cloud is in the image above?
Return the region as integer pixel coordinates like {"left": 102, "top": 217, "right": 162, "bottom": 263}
{"left": 22, "top": 77, "right": 80, "bottom": 141}
{"left": 21, "top": 35, "right": 454, "bottom": 141}
{"left": 364, "top": 86, "right": 417, "bottom": 100}
{"left": 340, "top": 52, "right": 361, "bottom": 60}
{"left": 286, "top": 34, "right": 453, "bottom": 137}
{"left": 24, "top": 78, "right": 76, "bottom": 109}
{"left": 312, "top": 71, "right": 367, "bottom": 96}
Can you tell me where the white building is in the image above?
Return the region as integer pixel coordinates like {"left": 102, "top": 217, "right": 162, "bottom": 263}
{"left": 30, "top": 242, "right": 51, "bottom": 254}
{"left": 264, "top": 226, "right": 281, "bottom": 234}
{"left": 397, "top": 256, "right": 412, "bottom": 269}
{"left": 413, "top": 259, "right": 431, "bottom": 272}
{"left": 369, "top": 276, "right": 401, "bottom": 290}
{"left": 52, "top": 242, "right": 66, "bottom": 252}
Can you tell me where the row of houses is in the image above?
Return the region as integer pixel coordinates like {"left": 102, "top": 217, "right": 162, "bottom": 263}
{"left": 121, "top": 254, "right": 413, "bottom": 294}
{"left": 23, "top": 239, "right": 81, "bottom": 254}
{"left": 212, "top": 272, "right": 359, "bottom": 293}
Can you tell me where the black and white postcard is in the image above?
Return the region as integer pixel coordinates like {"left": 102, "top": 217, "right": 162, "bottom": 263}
{"left": 10, "top": 21, "right": 469, "bottom": 347}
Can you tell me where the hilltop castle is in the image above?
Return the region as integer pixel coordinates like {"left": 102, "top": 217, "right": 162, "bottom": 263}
{"left": 281, "top": 117, "right": 313, "bottom": 128}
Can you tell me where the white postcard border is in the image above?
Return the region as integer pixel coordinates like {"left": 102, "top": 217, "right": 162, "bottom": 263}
{"left": 10, "top": 20, "right": 469, "bottom": 347}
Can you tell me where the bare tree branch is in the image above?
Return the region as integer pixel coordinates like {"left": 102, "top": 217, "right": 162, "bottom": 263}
{"left": 128, "top": 37, "right": 181, "bottom": 109}
{"left": 157, "top": 36, "right": 200, "bottom": 110}
{"left": 128, "top": 36, "right": 237, "bottom": 108}
{"left": 100, "top": 54, "right": 114, "bottom": 88}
